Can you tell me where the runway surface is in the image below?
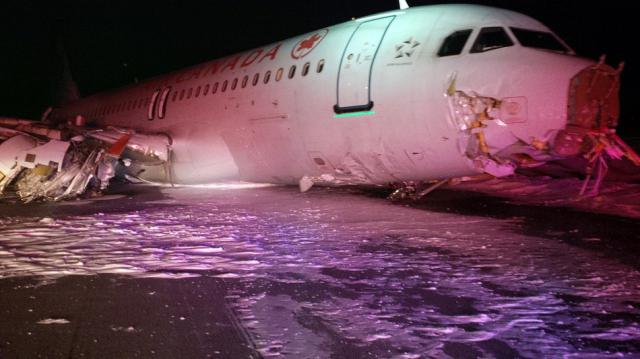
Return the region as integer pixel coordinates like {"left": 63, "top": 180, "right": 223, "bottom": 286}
{"left": 1, "top": 182, "right": 639, "bottom": 358}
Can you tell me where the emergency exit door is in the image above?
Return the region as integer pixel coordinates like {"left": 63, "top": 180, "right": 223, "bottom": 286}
{"left": 335, "top": 16, "right": 395, "bottom": 114}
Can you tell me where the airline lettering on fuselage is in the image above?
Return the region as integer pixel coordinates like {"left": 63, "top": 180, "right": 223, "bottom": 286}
{"left": 291, "top": 29, "right": 328, "bottom": 59}
{"left": 144, "top": 44, "right": 283, "bottom": 89}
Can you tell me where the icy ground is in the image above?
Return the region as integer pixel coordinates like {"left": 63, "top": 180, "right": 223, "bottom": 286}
{"left": 1, "top": 180, "right": 639, "bottom": 358}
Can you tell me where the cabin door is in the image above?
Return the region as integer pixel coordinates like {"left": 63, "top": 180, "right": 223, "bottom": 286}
{"left": 335, "top": 16, "right": 395, "bottom": 114}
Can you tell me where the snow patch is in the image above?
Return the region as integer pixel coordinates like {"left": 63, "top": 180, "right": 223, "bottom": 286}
{"left": 37, "top": 318, "right": 70, "bottom": 325}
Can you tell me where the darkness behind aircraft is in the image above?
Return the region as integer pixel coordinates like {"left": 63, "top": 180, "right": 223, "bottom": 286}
{"left": 1, "top": 0, "right": 638, "bottom": 136}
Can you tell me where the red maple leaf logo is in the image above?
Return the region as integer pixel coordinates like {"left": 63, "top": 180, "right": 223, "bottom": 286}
{"left": 291, "top": 30, "right": 328, "bottom": 59}
{"left": 297, "top": 34, "right": 322, "bottom": 52}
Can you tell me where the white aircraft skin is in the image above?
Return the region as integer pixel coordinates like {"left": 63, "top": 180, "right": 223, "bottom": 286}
{"left": 48, "top": 4, "right": 616, "bottom": 188}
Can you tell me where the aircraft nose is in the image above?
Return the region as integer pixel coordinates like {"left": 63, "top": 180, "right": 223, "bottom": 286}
{"left": 446, "top": 51, "right": 635, "bottom": 178}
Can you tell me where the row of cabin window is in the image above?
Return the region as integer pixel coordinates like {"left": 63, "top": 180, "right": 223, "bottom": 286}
{"left": 171, "top": 59, "right": 325, "bottom": 102}
{"left": 87, "top": 59, "right": 325, "bottom": 118}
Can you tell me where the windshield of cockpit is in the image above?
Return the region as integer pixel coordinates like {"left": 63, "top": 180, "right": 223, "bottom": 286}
{"left": 510, "top": 27, "right": 570, "bottom": 54}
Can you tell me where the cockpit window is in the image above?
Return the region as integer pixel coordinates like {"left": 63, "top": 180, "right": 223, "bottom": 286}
{"left": 510, "top": 27, "right": 569, "bottom": 53}
{"left": 438, "top": 29, "right": 472, "bottom": 57}
{"left": 470, "top": 27, "right": 514, "bottom": 53}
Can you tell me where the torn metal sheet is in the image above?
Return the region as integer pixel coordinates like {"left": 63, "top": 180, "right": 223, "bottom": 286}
{"left": 443, "top": 60, "right": 639, "bottom": 197}
{"left": 0, "top": 134, "right": 39, "bottom": 193}
{"left": 87, "top": 128, "right": 171, "bottom": 163}
{"left": 0, "top": 122, "right": 173, "bottom": 202}
{"left": 446, "top": 82, "right": 517, "bottom": 178}
{"left": 18, "top": 140, "right": 70, "bottom": 172}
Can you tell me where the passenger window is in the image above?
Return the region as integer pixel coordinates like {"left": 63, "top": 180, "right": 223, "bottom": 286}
{"left": 276, "top": 68, "right": 284, "bottom": 81}
{"left": 288, "top": 65, "right": 296, "bottom": 79}
{"left": 222, "top": 80, "right": 228, "bottom": 92}
{"left": 242, "top": 75, "right": 249, "bottom": 88}
{"left": 187, "top": 88, "right": 193, "bottom": 99}
{"left": 231, "top": 78, "right": 238, "bottom": 90}
{"left": 264, "top": 71, "right": 271, "bottom": 84}
{"left": 179, "top": 89, "right": 185, "bottom": 101}
{"left": 212, "top": 82, "right": 219, "bottom": 94}
{"left": 195, "top": 86, "right": 201, "bottom": 98}
{"left": 438, "top": 29, "right": 472, "bottom": 57}
{"left": 203, "top": 84, "right": 210, "bottom": 96}
{"left": 302, "top": 62, "right": 310, "bottom": 76}
{"left": 317, "top": 59, "right": 325, "bottom": 73}
{"left": 470, "top": 27, "right": 514, "bottom": 53}
{"left": 253, "top": 73, "right": 260, "bottom": 86}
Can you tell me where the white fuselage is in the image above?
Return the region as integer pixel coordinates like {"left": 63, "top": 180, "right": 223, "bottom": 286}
{"left": 51, "top": 5, "right": 597, "bottom": 186}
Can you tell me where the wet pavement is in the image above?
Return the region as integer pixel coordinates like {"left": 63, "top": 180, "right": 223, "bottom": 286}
{"left": 1, "top": 183, "right": 639, "bottom": 358}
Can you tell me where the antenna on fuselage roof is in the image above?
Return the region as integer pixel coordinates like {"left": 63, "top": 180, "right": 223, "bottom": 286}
{"left": 399, "top": 0, "right": 410, "bottom": 9}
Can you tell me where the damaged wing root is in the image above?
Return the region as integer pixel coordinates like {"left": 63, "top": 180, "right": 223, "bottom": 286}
{"left": 0, "top": 118, "right": 171, "bottom": 203}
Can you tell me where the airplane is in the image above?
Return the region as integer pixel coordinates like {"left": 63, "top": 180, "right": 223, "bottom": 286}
{"left": 0, "top": 2, "right": 638, "bottom": 202}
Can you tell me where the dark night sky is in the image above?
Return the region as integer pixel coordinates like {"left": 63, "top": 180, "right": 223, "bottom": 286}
{"left": 1, "top": 0, "right": 639, "bottom": 136}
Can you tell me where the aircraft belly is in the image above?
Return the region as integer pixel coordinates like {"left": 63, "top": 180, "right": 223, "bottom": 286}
{"left": 297, "top": 102, "right": 478, "bottom": 186}
{"left": 221, "top": 115, "right": 308, "bottom": 185}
